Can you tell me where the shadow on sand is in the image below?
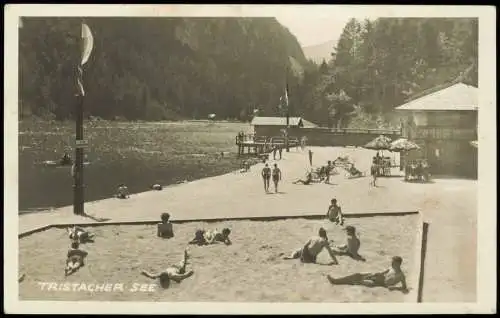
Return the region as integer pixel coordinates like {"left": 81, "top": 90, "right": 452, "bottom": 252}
{"left": 82, "top": 212, "right": 111, "bottom": 223}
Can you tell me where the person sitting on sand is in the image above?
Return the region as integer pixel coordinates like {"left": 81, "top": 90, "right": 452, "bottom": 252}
{"left": 188, "top": 228, "right": 232, "bottom": 246}
{"left": 151, "top": 184, "right": 163, "bottom": 191}
{"left": 18, "top": 273, "right": 26, "bottom": 283}
{"left": 141, "top": 249, "right": 194, "bottom": 289}
{"left": 326, "top": 256, "right": 408, "bottom": 293}
{"left": 293, "top": 170, "right": 313, "bottom": 185}
{"left": 116, "top": 184, "right": 130, "bottom": 199}
{"left": 327, "top": 198, "right": 344, "bottom": 225}
{"left": 65, "top": 241, "right": 88, "bottom": 277}
{"left": 284, "top": 228, "right": 339, "bottom": 265}
{"left": 157, "top": 213, "right": 174, "bottom": 239}
{"left": 67, "top": 226, "right": 95, "bottom": 244}
{"left": 333, "top": 226, "right": 366, "bottom": 261}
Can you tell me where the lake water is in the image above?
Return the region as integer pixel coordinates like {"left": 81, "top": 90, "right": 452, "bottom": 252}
{"left": 18, "top": 120, "right": 250, "bottom": 213}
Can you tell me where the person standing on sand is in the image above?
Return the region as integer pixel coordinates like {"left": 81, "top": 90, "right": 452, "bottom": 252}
{"left": 326, "top": 256, "right": 408, "bottom": 293}
{"left": 272, "top": 163, "right": 282, "bottom": 193}
{"left": 278, "top": 145, "right": 283, "bottom": 160}
{"left": 261, "top": 163, "right": 271, "bottom": 193}
{"left": 327, "top": 198, "right": 344, "bottom": 225}
{"left": 272, "top": 145, "right": 278, "bottom": 160}
{"left": 308, "top": 149, "right": 313, "bottom": 167}
{"left": 284, "top": 228, "right": 339, "bottom": 265}
{"left": 301, "top": 136, "right": 307, "bottom": 151}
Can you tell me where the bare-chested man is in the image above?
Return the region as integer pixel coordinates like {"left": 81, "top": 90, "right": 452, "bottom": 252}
{"left": 188, "top": 228, "right": 232, "bottom": 246}
{"left": 326, "top": 256, "right": 408, "bottom": 293}
{"left": 333, "top": 225, "right": 366, "bottom": 261}
{"left": 272, "top": 163, "right": 282, "bottom": 193}
{"left": 141, "top": 249, "right": 194, "bottom": 289}
{"left": 65, "top": 241, "right": 88, "bottom": 277}
{"left": 284, "top": 228, "right": 339, "bottom": 265}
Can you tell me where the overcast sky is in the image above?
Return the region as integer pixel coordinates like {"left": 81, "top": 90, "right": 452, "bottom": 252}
{"left": 238, "top": 5, "right": 367, "bottom": 47}
{"left": 274, "top": 11, "right": 351, "bottom": 47}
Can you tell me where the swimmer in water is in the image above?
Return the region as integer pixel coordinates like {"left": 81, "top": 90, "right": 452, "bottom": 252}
{"left": 326, "top": 256, "right": 408, "bottom": 293}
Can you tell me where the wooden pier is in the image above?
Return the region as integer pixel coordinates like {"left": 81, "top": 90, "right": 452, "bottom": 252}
{"left": 235, "top": 134, "right": 299, "bottom": 157}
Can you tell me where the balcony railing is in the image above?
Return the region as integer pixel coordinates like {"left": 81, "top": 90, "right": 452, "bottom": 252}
{"left": 411, "top": 127, "right": 477, "bottom": 140}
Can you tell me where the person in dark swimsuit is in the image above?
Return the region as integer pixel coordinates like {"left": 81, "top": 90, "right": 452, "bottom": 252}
{"left": 261, "top": 164, "right": 271, "bottom": 193}
{"left": 272, "top": 163, "right": 282, "bottom": 193}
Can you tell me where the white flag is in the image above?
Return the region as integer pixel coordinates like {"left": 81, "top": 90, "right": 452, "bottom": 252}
{"left": 284, "top": 84, "right": 289, "bottom": 108}
{"left": 81, "top": 23, "right": 94, "bottom": 65}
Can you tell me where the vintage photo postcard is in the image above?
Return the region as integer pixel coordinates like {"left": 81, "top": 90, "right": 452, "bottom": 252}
{"left": 4, "top": 4, "right": 496, "bottom": 315}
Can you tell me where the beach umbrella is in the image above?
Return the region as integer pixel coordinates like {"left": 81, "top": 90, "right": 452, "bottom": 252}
{"left": 470, "top": 140, "right": 478, "bottom": 148}
{"left": 389, "top": 138, "right": 420, "bottom": 152}
{"left": 364, "top": 135, "right": 392, "bottom": 151}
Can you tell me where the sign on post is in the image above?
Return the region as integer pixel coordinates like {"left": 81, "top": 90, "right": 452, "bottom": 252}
{"left": 75, "top": 139, "right": 89, "bottom": 148}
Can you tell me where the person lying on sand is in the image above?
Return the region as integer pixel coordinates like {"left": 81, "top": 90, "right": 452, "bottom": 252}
{"left": 116, "top": 184, "right": 130, "bottom": 199}
{"left": 65, "top": 242, "right": 88, "bottom": 277}
{"left": 333, "top": 226, "right": 366, "bottom": 261}
{"left": 327, "top": 198, "right": 344, "bottom": 225}
{"left": 18, "top": 273, "right": 26, "bottom": 283}
{"left": 140, "top": 249, "right": 194, "bottom": 288}
{"left": 67, "top": 226, "right": 95, "bottom": 244}
{"left": 188, "top": 228, "right": 232, "bottom": 246}
{"left": 284, "top": 228, "right": 339, "bottom": 265}
{"left": 157, "top": 213, "right": 174, "bottom": 239}
{"left": 293, "top": 170, "right": 313, "bottom": 185}
{"left": 326, "top": 256, "right": 408, "bottom": 293}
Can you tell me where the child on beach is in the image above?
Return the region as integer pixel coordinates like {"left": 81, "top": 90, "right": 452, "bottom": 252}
{"left": 140, "top": 249, "right": 194, "bottom": 289}
{"left": 326, "top": 256, "right": 408, "bottom": 293}
{"left": 327, "top": 198, "right": 344, "bottom": 225}
{"left": 157, "top": 213, "right": 174, "bottom": 238}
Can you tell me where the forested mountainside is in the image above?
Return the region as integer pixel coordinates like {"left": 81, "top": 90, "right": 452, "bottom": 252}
{"left": 19, "top": 17, "right": 311, "bottom": 121}
{"left": 296, "top": 18, "right": 478, "bottom": 128}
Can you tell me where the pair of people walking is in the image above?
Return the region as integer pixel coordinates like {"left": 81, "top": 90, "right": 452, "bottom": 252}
{"left": 261, "top": 163, "right": 282, "bottom": 193}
